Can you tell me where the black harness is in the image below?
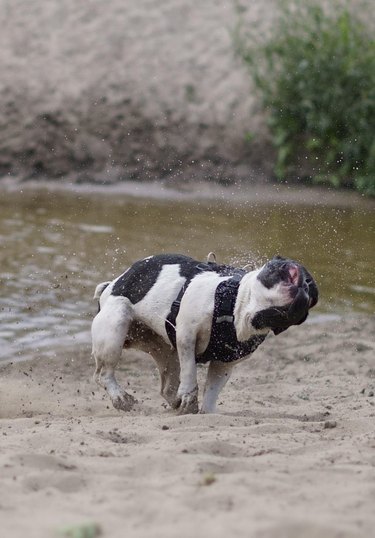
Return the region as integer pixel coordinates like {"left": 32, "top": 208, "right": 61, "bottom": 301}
{"left": 165, "top": 266, "right": 266, "bottom": 364}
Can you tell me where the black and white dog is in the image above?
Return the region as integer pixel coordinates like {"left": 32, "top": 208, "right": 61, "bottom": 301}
{"left": 91, "top": 254, "right": 318, "bottom": 414}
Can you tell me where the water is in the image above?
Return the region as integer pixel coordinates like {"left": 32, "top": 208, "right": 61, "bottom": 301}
{"left": 0, "top": 185, "right": 374, "bottom": 363}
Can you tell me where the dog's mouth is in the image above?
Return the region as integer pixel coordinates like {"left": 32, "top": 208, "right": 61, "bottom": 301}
{"left": 286, "top": 264, "right": 299, "bottom": 286}
{"left": 277, "top": 261, "right": 302, "bottom": 287}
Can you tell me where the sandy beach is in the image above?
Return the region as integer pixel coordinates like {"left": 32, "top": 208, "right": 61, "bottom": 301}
{"left": 1, "top": 314, "right": 374, "bottom": 538}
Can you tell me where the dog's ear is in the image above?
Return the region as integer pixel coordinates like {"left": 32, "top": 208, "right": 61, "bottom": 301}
{"left": 272, "top": 327, "right": 288, "bottom": 335}
{"left": 296, "top": 312, "right": 308, "bottom": 325}
{"left": 272, "top": 311, "right": 308, "bottom": 335}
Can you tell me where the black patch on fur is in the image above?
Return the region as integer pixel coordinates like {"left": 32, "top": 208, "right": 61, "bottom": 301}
{"left": 111, "top": 254, "right": 234, "bottom": 304}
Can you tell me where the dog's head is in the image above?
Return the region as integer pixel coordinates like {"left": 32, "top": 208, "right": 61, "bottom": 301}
{"left": 249, "top": 256, "right": 318, "bottom": 335}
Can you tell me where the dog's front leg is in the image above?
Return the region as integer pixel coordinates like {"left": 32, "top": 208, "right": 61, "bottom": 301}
{"left": 201, "top": 360, "right": 234, "bottom": 414}
{"left": 176, "top": 335, "right": 199, "bottom": 414}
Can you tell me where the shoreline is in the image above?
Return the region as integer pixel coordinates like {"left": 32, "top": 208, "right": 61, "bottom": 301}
{"left": 1, "top": 176, "right": 374, "bottom": 210}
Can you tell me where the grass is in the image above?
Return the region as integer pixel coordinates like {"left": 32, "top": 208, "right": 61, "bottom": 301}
{"left": 235, "top": 0, "right": 375, "bottom": 195}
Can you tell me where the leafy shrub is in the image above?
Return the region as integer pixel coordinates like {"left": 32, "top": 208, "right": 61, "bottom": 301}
{"left": 237, "top": 1, "right": 375, "bottom": 195}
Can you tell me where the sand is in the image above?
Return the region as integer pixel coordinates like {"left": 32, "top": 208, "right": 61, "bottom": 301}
{"left": 1, "top": 315, "right": 375, "bottom": 538}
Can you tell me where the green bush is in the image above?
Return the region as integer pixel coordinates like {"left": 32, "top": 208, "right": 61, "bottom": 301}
{"left": 237, "top": 1, "right": 375, "bottom": 195}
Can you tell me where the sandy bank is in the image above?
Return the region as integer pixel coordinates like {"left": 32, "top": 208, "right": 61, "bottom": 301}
{"left": 2, "top": 175, "right": 375, "bottom": 211}
{"left": 0, "top": 0, "right": 278, "bottom": 183}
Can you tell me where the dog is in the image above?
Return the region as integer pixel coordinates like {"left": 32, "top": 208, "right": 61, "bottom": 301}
{"left": 91, "top": 253, "right": 318, "bottom": 414}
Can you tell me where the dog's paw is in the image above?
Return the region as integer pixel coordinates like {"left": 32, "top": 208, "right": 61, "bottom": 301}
{"left": 161, "top": 386, "right": 181, "bottom": 409}
{"left": 164, "top": 394, "right": 181, "bottom": 410}
{"left": 177, "top": 386, "right": 199, "bottom": 415}
{"left": 112, "top": 391, "right": 137, "bottom": 412}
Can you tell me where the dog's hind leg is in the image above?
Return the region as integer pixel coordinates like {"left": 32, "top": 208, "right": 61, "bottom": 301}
{"left": 125, "top": 323, "right": 181, "bottom": 410}
{"left": 200, "top": 361, "right": 234, "bottom": 414}
{"left": 91, "top": 296, "right": 136, "bottom": 411}
{"left": 155, "top": 347, "right": 181, "bottom": 409}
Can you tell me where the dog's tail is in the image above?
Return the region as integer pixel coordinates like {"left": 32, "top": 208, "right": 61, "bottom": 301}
{"left": 93, "top": 281, "right": 111, "bottom": 299}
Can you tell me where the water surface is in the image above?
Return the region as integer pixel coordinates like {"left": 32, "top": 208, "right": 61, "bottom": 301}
{"left": 0, "top": 186, "right": 374, "bottom": 362}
